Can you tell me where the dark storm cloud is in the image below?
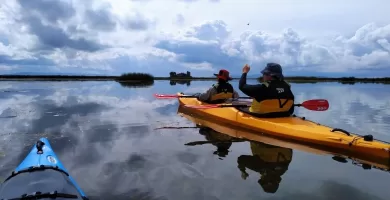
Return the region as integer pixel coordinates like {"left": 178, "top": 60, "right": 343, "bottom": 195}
{"left": 84, "top": 8, "right": 117, "bottom": 31}
{"left": 125, "top": 13, "right": 154, "bottom": 31}
{"left": 16, "top": 0, "right": 108, "bottom": 52}
{"left": 24, "top": 15, "right": 106, "bottom": 52}
{"left": 17, "top": 0, "right": 76, "bottom": 23}
{"left": 0, "top": 0, "right": 155, "bottom": 72}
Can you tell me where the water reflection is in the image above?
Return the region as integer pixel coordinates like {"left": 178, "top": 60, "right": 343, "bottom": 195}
{"left": 170, "top": 80, "right": 191, "bottom": 86}
{"left": 0, "top": 81, "right": 174, "bottom": 200}
{"left": 176, "top": 105, "right": 390, "bottom": 176}
{"left": 118, "top": 80, "right": 154, "bottom": 88}
{"left": 238, "top": 141, "right": 292, "bottom": 194}
{"left": 0, "top": 81, "right": 390, "bottom": 199}
{"left": 177, "top": 106, "right": 294, "bottom": 194}
{"left": 191, "top": 126, "right": 241, "bottom": 159}
{"left": 181, "top": 123, "right": 293, "bottom": 193}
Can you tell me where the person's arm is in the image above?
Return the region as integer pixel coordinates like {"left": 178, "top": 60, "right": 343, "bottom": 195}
{"left": 239, "top": 73, "right": 264, "bottom": 97}
{"left": 198, "top": 86, "right": 217, "bottom": 101}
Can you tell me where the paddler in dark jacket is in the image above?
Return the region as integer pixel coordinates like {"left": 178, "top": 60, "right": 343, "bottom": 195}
{"left": 238, "top": 63, "right": 295, "bottom": 117}
{"left": 237, "top": 141, "right": 293, "bottom": 193}
{"left": 197, "top": 69, "right": 240, "bottom": 104}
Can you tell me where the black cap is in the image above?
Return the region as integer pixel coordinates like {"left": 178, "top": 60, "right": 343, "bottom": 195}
{"left": 261, "top": 63, "right": 284, "bottom": 78}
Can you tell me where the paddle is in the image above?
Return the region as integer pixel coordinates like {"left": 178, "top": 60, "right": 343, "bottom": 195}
{"left": 185, "top": 139, "right": 246, "bottom": 146}
{"left": 184, "top": 99, "right": 330, "bottom": 111}
{"left": 154, "top": 93, "right": 252, "bottom": 99}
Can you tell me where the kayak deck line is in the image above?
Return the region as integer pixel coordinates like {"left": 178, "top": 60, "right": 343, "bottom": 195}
{"left": 285, "top": 114, "right": 390, "bottom": 145}
{"left": 296, "top": 115, "right": 390, "bottom": 150}
{"left": 3, "top": 191, "right": 80, "bottom": 200}
{"left": 4, "top": 165, "right": 70, "bottom": 182}
{"left": 271, "top": 113, "right": 390, "bottom": 146}
{"left": 261, "top": 115, "right": 390, "bottom": 154}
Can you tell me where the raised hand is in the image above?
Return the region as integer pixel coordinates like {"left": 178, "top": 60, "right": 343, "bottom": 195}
{"left": 242, "top": 64, "right": 250, "bottom": 73}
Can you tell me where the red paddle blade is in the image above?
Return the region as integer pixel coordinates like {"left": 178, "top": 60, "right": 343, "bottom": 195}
{"left": 184, "top": 104, "right": 221, "bottom": 109}
{"left": 301, "top": 99, "right": 329, "bottom": 111}
{"left": 154, "top": 94, "right": 179, "bottom": 99}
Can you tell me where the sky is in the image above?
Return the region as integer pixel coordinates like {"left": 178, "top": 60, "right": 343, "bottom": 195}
{"left": 0, "top": 0, "right": 390, "bottom": 77}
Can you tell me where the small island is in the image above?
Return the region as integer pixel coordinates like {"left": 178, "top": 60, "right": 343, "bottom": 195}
{"left": 154, "top": 71, "right": 216, "bottom": 80}
{"left": 0, "top": 73, "right": 155, "bottom": 88}
{"left": 169, "top": 71, "right": 192, "bottom": 79}
{"left": 116, "top": 73, "right": 155, "bottom": 88}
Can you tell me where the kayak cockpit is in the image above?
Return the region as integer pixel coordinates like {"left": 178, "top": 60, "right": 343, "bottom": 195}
{"left": 0, "top": 168, "right": 86, "bottom": 200}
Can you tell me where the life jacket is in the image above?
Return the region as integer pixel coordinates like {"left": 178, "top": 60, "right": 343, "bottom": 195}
{"left": 208, "top": 82, "right": 234, "bottom": 104}
{"left": 249, "top": 80, "right": 294, "bottom": 117}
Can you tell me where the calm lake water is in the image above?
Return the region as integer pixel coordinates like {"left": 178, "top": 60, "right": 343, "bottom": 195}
{"left": 0, "top": 80, "right": 390, "bottom": 200}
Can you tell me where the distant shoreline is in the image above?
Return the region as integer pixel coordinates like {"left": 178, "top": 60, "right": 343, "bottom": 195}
{"left": 0, "top": 74, "right": 389, "bottom": 84}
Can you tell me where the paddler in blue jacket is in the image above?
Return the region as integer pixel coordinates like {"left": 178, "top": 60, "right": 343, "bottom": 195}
{"left": 197, "top": 69, "right": 240, "bottom": 104}
{"left": 238, "top": 63, "right": 295, "bottom": 117}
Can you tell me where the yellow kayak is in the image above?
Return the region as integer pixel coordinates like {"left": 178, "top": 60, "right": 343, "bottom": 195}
{"left": 177, "top": 93, "right": 390, "bottom": 162}
{"left": 177, "top": 105, "right": 390, "bottom": 171}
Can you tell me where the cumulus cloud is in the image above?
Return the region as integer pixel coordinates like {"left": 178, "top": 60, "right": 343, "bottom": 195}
{"left": 0, "top": 0, "right": 158, "bottom": 73}
{"left": 0, "top": 0, "right": 389, "bottom": 76}
{"left": 16, "top": 0, "right": 104, "bottom": 52}
{"left": 156, "top": 20, "right": 390, "bottom": 76}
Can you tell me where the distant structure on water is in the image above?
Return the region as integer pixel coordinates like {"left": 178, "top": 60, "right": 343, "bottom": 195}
{"left": 170, "top": 80, "right": 191, "bottom": 86}
{"left": 169, "top": 71, "right": 192, "bottom": 78}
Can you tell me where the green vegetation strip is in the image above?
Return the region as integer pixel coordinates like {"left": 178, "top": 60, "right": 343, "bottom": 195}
{"left": 0, "top": 74, "right": 389, "bottom": 84}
